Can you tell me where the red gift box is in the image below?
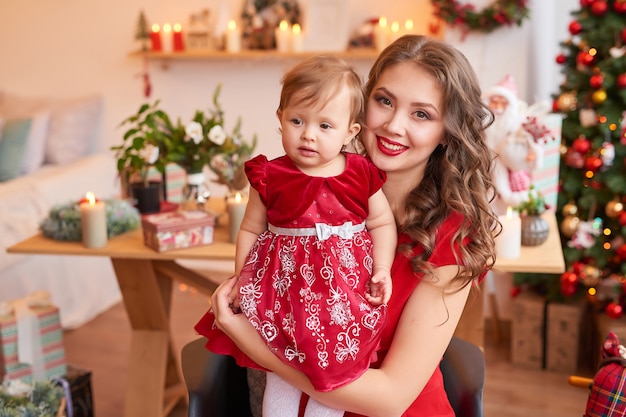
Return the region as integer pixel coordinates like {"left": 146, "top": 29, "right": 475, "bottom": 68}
{"left": 142, "top": 210, "right": 215, "bottom": 252}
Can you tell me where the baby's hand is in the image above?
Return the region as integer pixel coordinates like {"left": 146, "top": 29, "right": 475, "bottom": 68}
{"left": 365, "top": 268, "right": 392, "bottom": 306}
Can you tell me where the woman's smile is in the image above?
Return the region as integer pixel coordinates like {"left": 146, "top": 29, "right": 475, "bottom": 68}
{"left": 377, "top": 136, "right": 407, "bottom": 155}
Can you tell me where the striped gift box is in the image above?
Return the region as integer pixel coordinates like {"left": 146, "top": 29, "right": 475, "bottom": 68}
{"left": 0, "top": 305, "right": 67, "bottom": 383}
{"left": 530, "top": 113, "right": 563, "bottom": 211}
{"left": 146, "top": 163, "right": 187, "bottom": 203}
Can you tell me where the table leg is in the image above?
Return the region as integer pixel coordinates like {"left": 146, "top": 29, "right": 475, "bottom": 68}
{"left": 111, "top": 258, "right": 187, "bottom": 417}
{"left": 454, "top": 281, "right": 485, "bottom": 348}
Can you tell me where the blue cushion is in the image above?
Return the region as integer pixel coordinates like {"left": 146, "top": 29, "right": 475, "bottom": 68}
{"left": 0, "top": 118, "right": 32, "bottom": 181}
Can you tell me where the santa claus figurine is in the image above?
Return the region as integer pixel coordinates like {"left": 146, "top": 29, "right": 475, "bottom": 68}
{"left": 483, "top": 74, "right": 544, "bottom": 215}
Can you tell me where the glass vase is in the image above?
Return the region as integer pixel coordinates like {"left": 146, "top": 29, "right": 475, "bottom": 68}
{"left": 181, "top": 172, "right": 211, "bottom": 212}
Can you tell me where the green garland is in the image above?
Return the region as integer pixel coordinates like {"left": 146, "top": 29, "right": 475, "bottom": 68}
{"left": 40, "top": 199, "right": 141, "bottom": 242}
{"left": 431, "top": 0, "right": 530, "bottom": 34}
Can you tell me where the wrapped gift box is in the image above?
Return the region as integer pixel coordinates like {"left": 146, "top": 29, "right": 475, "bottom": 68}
{"left": 142, "top": 210, "right": 215, "bottom": 252}
{"left": 545, "top": 301, "right": 584, "bottom": 373}
{"left": 530, "top": 113, "right": 562, "bottom": 210}
{"left": 0, "top": 296, "right": 67, "bottom": 383}
{"left": 511, "top": 292, "right": 546, "bottom": 369}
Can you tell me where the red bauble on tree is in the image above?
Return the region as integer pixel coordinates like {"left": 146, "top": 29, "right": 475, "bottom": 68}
{"left": 572, "top": 136, "right": 592, "bottom": 154}
{"left": 616, "top": 244, "right": 626, "bottom": 261}
{"left": 556, "top": 53, "right": 567, "bottom": 64}
{"left": 619, "top": 211, "right": 626, "bottom": 226}
{"left": 569, "top": 20, "right": 583, "bottom": 35}
{"left": 580, "top": 0, "right": 594, "bottom": 7}
{"left": 605, "top": 302, "right": 623, "bottom": 319}
{"left": 585, "top": 156, "right": 603, "bottom": 171}
{"left": 617, "top": 73, "right": 626, "bottom": 89}
{"left": 614, "top": 0, "right": 626, "bottom": 13}
{"left": 577, "top": 50, "right": 595, "bottom": 66}
{"left": 590, "top": 73, "right": 604, "bottom": 88}
{"left": 591, "top": 0, "right": 608, "bottom": 15}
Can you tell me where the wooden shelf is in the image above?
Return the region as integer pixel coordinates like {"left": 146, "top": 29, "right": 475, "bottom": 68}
{"left": 132, "top": 48, "right": 379, "bottom": 62}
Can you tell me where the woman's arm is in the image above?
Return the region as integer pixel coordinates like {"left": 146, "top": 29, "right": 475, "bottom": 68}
{"left": 212, "top": 265, "right": 471, "bottom": 417}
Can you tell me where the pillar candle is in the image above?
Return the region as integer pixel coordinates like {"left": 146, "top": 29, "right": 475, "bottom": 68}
{"left": 80, "top": 192, "right": 107, "bottom": 249}
{"left": 374, "top": 16, "right": 389, "bottom": 52}
{"left": 225, "top": 20, "right": 241, "bottom": 53}
{"left": 162, "top": 23, "right": 173, "bottom": 53}
{"left": 291, "top": 23, "right": 303, "bottom": 52}
{"left": 227, "top": 192, "right": 248, "bottom": 243}
{"left": 275, "top": 20, "right": 290, "bottom": 53}
{"left": 150, "top": 24, "right": 162, "bottom": 52}
{"left": 389, "top": 21, "right": 402, "bottom": 44}
{"left": 173, "top": 23, "right": 185, "bottom": 51}
{"left": 496, "top": 207, "right": 521, "bottom": 259}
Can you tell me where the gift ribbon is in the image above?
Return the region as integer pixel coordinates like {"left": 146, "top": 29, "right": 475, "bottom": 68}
{"left": 0, "top": 291, "right": 52, "bottom": 381}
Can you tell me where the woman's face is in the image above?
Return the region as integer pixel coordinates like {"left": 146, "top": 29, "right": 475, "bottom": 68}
{"left": 362, "top": 62, "right": 445, "bottom": 185}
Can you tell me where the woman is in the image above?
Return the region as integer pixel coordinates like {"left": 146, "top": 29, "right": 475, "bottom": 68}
{"left": 210, "top": 34, "right": 500, "bottom": 417}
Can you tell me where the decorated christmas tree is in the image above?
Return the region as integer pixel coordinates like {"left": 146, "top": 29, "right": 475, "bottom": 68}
{"left": 548, "top": 0, "right": 626, "bottom": 319}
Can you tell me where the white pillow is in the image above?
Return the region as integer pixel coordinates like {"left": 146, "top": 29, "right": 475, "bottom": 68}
{"left": 20, "top": 111, "right": 50, "bottom": 174}
{"left": 45, "top": 95, "right": 103, "bottom": 165}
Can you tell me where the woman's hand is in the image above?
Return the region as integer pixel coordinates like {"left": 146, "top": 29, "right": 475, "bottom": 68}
{"left": 210, "top": 276, "right": 277, "bottom": 367}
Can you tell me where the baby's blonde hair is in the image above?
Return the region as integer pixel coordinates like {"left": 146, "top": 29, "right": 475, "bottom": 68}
{"left": 278, "top": 55, "right": 364, "bottom": 125}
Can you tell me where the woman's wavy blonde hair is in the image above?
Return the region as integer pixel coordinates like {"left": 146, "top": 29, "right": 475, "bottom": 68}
{"left": 364, "top": 35, "right": 501, "bottom": 289}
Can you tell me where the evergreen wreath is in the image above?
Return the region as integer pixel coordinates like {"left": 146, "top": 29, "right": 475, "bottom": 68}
{"left": 40, "top": 199, "right": 141, "bottom": 242}
{"left": 431, "top": 0, "right": 530, "bottom": 34}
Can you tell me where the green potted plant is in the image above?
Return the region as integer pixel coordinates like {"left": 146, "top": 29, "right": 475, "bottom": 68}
{"left": 515, "top": 185, "right": 549, "bottom": 246}
{"left": 112, "top": 101, "right": 170, "bottom": 213}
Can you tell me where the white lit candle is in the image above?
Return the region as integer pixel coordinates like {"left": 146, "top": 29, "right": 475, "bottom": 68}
{"left": 389, "top": 21, "right": 401, "bottom": 44}
{"left": 162, "top": 23, "right": 173, "bottom": 52}
{"left": 226, "top": 192, "right": 248, "bottom": 244}
{"left": 404, "top": 19, "right": 414, "bottom": 35}
{"left": 374, "top": 16, "right": 389, "bottom": 52}
{"left": 80, "top": 192, "right": 107, "bottom": 249}
{"left": 275, "top": 20, "right": 290, "bottom": 53}
{"left": 291, "top": 23, "right": 303, "bottom": 52}
{"left": 496, "top": 207, "right": 521, "bottom": 259}
{"left": 225, "top": 19, "right": 241, "bottom": 53}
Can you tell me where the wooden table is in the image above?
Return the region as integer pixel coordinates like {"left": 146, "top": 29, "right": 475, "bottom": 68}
{"left": 454, "top": 211, "right": 566, "bottom": 347}
{"left": 7, "top": 224, "right": 236, "bottom": 417}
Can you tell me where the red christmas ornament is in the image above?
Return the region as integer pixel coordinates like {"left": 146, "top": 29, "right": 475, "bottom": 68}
{"left": 590, "top": 74, "right": 604, "bottom": 89}
{"left": 568, "top": 20, "right": 582, "bottom": 35}
{"left": 585, "top": 156, "right": 603, "bottom": 172}
{"left": 552, "top": 98, "right": 560, "bottom": 112}
{"left": 605, "top": 302, "right": 623, "bottom": 319}
{"left": 556, "top": 53, "right": 567, "bottom": 64}
{"left": 577, "top": 51, "right": 595, "bottom": 66}
{"left": 561, "top": 271, "right": 578, "bottom": 284}
{"left": 616, "top": 244, "right": 626, "bottom": 261}
{"left": 617, "top": 73, "right": 626, "bottom": 89}
{"left": 591, "top": 0, "right": 608, "bottom": 15}
{"left": 580, "top": 0, "right": 594, "bottom": 6}
{"left": 619, "top": 211, "right": 626, "bottom": 226}
{"left": 561, "top": 282, "right": 577, "bottom": 297}
{"left": 572, "top": 137, "right": 591, "bottom": 154}
{"left": 614, "top": 0, "right": 626, "bottom": 13}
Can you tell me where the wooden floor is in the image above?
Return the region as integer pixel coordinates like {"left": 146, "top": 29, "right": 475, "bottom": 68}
{"left": 62, "top": 286, "right": 591, "bottom": 417}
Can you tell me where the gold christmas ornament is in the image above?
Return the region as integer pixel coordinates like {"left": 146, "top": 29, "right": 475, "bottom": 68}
{"left": 560, "top": 215, "right": 581, "bottom": 237}
{"left": 557, "top": 92, "right": 578, "bottom": 112}
{"left": 606, "top": 199, "right": 624, "bottom": 218}
{"left": 580, "top": 265, "right": 602, "bottom": 287}
{"left": 562, "top": 201, "right": 579, "bottom": 216}
{"left": 592, "top": 89, "right": 607, "bottom": 104}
